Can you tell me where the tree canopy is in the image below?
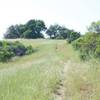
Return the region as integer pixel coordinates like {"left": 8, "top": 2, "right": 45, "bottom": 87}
{"left": 4, "top": 19, "right": 46, "bottom": 39}
{"left": 4, "top": 19, "right": 81, "bottom": 42}
{"left": 46, "top": 24, "right": 81, "bottom": 42}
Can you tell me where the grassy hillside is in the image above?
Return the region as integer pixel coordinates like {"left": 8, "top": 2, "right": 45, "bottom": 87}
{"left": 0, "top": 39, "right": 99, "bottom": 100}
{"left": 0, "top": 39, "right": 76, "bottom": 100}
{"left": 63, "top": 56, "right": 100, "bottom": 99}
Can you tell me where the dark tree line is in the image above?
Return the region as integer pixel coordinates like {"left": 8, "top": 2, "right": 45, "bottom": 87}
{"left": 4, "top": 19, "right": 81, "bottom": 42}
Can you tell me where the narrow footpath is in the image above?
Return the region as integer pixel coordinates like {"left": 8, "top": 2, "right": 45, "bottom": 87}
{"left": 54, "top": 60, "right": 71, "bottom": 100}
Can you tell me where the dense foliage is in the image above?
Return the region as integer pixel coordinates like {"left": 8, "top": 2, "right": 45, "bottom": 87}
{"left": 46, "top": 24, "right": 81, "bottom": 41}
{"left": 0, "top": 41, "right": 34, "bottom": 62}
{"left": 4, "top": 19, "right": 80, "bottom": 41}
{"left": 4, "top": 20, "right": 46, "bottom": 39}
{"left": 72, "top": 32, "right": 100, "bottom": 60}
{"left": 71, "top": 21, "right": 100, "bottom": 60}
{"left": 67, "top": 30, "right": 81, "bottom": 43}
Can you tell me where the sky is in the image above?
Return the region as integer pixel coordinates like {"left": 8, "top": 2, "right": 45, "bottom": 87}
{"left": 0, "top": 0, "right": 100, "bottom": 38}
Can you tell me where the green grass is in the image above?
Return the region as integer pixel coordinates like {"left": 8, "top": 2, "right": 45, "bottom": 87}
{"left": 64, "top": 54, "right": 100, "bottom": 100}
{"left": 0, "top": 39, "right": 72, "bottom": 100}
{"left": 0, "top": 39, "right": 100, "bottom": 100}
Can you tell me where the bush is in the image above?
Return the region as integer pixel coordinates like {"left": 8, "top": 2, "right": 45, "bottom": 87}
{"left": 95, "top": 45, "right": 100, "bottom": 57}
{"left": 72, "top": 32, "right": 100, "bottom": 60}
{"left": 11, "top": 41, "right": 27, "bottom": 56}
{"left": 0, "top": 41, "right": 34, "bottom": 62}
{"left": 67, "top": 31, "right": 81, "bottom": 43}
{"left": 25, "top": 46, "right": 34, "bottom": 55}
{"left": 0, "top": 47, "right": 14, "bottom": 62}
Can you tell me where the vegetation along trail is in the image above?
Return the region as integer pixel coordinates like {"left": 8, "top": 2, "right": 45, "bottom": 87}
{"left": 0, "top": 39, "right": 75, "bottom": 100}
{"left": 0, "top": 39, "right": 99, "bottom": 100}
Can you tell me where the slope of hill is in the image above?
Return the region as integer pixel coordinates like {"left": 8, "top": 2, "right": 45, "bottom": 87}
{"left": 0, "top": 39, "right": 76, "bottom": 100}
{"left": 0, "top": 39, "right": 99, "bottom": 100}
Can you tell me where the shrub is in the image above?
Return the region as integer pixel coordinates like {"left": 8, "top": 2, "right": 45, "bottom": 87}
{"left": 0, "top": 41, "right": 34, "bottom": 62}
{"left": 0, "top": 47, "right": 14, "bottom": 62}
{"left": 25, "top": 46, "right": 34, "bottom": 55}
{"left": 11, "top": 41, "right": 27, "bottom": 56}
{"left": 95, "top": 45, "right": 100, "bottom": 58}
{"left": 67, "top": 31, "right": 81, "bottom": 43}
{"left": 72, "top": 32, "right": 100, "bottom": 60}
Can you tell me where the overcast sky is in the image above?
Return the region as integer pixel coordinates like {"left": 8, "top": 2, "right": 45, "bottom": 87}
{"left": 0, "top": 0, "right": 100, "bottom": 38}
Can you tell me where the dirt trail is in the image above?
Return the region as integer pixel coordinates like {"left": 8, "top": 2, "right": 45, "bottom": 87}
{"left": 54, "top": 60, "right": 71, "bottom": 100}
